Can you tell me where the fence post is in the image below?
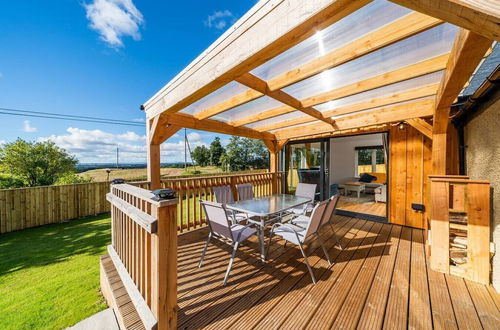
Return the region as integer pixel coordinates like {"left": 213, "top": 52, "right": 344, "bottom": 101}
{"left": 150, "top": 198, "right": 178, "bottom": 329}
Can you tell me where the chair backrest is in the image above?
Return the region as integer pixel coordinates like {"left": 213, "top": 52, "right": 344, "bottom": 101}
{"left": 236, "top": 183, "right": 254, "bottom": 201}
{"left": 213, "top": 185, "right": 234, "bottom": 204}
{"left": 200, "top": 200, "right": 233, "bottom": 240}
{"left": 321, "top": 194, "right": 340, "bottom": 227}
{"left": 295, "top": 183, "right": 317, "bottom": 201}
{"left": 303, "top": 199, "right": 329, "bottom": 239}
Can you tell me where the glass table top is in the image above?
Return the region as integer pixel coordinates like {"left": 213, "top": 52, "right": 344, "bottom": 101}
{"left": 226, "top": 194, "right": 311, "bottom": 217}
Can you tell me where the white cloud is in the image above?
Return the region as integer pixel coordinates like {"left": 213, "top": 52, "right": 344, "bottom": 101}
{"left": 38, "top": 127, "right": 210, "bottom": 163}
{"left": 132, "top": 117, "right": 145, "bottom": 122}
{"left": 23, "top": 120, "right": 37, "bottom": 133}
{"left": 0, "top": 140, "right": 5, "bottom": 145}
{"left": 205, "top": 10, "right": 236, "bottom": 30}
{"left": 84, "top": 0, "right": 144, "bottom": 48}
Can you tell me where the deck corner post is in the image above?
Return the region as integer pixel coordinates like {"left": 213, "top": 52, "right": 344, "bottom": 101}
{"left": 151, "top": 199, "right": 178, "bottom": 329}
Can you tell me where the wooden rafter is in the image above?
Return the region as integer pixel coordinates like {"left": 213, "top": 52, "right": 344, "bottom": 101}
{"left": 234, "top": 73, "right": 336, "bottom": 127}
{"left": 189, "top": 12, "right": 443, "bottom": 121}
{"left": 230, "top": 54, "right": 448, "bottom": 127}
{"left": 433, "top": 29, "right": 493, "bottom": 134}
{"left": 153, "top": 113, "right": 275, "bottom": 141}
{"left": 274, "top": 98, "right": 435, "bottom": 140}
{"left": 388, "top": 0, "right": 500, "bottom": 41}
{"left": 406, "top": 118, "right": 433, "bottom": 139}
{"left": 143, "top": 0, "right": 370, "bottom": 118}
{"left": 254, "top": 83, "right": 439, "bottom": 132}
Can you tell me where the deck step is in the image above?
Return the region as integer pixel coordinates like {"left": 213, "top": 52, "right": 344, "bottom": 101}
{"left": 100, "top": 254, "right": 146, "bottom": 330}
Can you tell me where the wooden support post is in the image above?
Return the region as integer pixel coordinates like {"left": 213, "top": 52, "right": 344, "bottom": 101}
{"left": 151, "top": 199, "right": 178, "bottom": 329}
{"left": 147, "top": 143, "right": 161, "bottom": 190}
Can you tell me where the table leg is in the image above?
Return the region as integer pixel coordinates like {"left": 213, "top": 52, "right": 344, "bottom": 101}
{"left": 259, "top": 217, "right": 266, "bottom": 261}
{"left": 357, "top": 189, "right": 360, "bottom": 198}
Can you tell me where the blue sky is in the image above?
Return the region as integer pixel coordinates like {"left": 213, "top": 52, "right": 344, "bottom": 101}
{"left": 0, "top": 0, "right": 255, "bottom": 163}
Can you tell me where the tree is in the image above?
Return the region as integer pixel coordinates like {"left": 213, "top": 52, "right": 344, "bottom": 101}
{"left": 55, "top": 172, "right": 93, "bottom": 185}
{"left": 209, "top": 137, "right": 225, "bottom": 166}
{"left": 222, "top": 137, "right": 269, "bottom": 171}
{"left": 191, "top": 145, "right": 210, "bottom": 167}
{"left": 0, "top": 139, "right": 78, "bottom": 187}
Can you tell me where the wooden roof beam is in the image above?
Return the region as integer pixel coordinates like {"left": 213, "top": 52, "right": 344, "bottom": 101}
{"left": 274, "top": 98, "right": 435, "bottom": 140}
{"left": 190, "top": 12, "right": 442, "bottom": 120}
{"left": 143, "top": 0, "right": 371, "bottom": 118}
{"left": 152, "top": 113, "right": 276, "bottom": 142}
{"left": 230, "top": 53, "right": 449, "bottom": 127}
{"left": 433, "top": 29, "right": 493, "bottom": 134}
{"left": 388, "top": 0, "right": 500, "bottom": 41}
{"left": 232, "top": 73, "right": 337, "bottom": 127}
{"left": 254, "top": 83, "right": 439, "bottom": 132}
{"left": 406, "top": 118, "right": 433, "bottom": 139}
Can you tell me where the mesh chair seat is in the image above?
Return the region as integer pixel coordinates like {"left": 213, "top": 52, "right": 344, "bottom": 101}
{"left": 231, "top": 224, "right": 257, "bottom": 242}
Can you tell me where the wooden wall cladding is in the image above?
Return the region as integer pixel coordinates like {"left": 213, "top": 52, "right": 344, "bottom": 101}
{"left": 389, "top": 123, "right": 458, "bottom": 228}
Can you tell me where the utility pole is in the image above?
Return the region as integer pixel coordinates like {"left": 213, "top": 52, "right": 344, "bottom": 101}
{"left": 116, "top": 147, "right": 119, "bottom": 168}
{"left": 184, "top": 128, "right": 187, "bottom": 170}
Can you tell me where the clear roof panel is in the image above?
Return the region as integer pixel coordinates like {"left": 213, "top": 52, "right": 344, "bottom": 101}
{"left": 245, "top": 72, "right": 442, "bottom": 130}
{"left": 314, "top": 71, "right": 443, "bottom": 112}
{"left": 211, "top": 96, "right": 284, "bottom": 123}
{"left": 282, "top": 24, "right": 457, "bottom": 101}
{"left": 245, "top": 111, "right": 304, "bottom": 129}
{"left": 251, "top": 0, "right": 412, "bottom": 81}
{"left": 180, "top": 81, "right": 249, "bottom": 116}
{"left": 269, "top": 96, "right": 435, "bottom": 133}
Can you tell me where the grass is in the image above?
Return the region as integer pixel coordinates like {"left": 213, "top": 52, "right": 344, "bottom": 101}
{"left": 80, "top": 166, "right": 224, "bottom": 182}
{"left": 0, "top": 214, "right": 111, "bottom": 329}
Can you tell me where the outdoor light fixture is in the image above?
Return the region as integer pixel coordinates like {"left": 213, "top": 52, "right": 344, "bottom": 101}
{"left": 397, "top": 121, "right": 406, "bottom": 130}
{"left": 112, "top": 178, "right": 125, "bottom": 184}
{"left": 152, "top": 188, "right": 176, "bottom": 201}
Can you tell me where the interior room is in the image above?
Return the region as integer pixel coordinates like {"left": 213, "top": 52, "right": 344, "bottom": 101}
{"left": 330, "top": 133, "right": 388, "bottom": 220}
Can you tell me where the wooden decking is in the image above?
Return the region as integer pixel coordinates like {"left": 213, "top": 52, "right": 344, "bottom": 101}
{"left": 337, "top": 200, "right": 387, "bottom": 217}
{"left": 176, "top": 216, "right": 500, "bottom": 329}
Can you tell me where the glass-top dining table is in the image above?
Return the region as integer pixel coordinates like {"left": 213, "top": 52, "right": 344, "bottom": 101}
{"left": 226, "top": 194, "right": 312, "bottom": 260}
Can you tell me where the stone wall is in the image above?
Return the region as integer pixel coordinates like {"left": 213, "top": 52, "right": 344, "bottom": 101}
{"left": 464, "top": 90, "right": 500, "bottom": 290}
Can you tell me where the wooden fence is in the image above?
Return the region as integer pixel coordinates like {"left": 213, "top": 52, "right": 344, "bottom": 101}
{"left": 0, "top": 171, "right": 283, "bottom": 234}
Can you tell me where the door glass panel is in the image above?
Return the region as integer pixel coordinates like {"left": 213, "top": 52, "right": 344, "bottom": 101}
{"left": 286, "top": 142, "right": 322, "bottom": 198}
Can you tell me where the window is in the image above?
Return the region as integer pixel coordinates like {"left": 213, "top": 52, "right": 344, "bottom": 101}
{"left": 354, "top": 146, "right": 386, "bottom": 177}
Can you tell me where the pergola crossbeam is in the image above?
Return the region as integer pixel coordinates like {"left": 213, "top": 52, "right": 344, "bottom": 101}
{"left": 274, "top": 98, "right": 435, "bottom": 140}
{"left": 234, "top": 73, "right": 337, "bottom": 127}
{"left": 254, "top": 83, "right": 439, "bottom": 132}
{"left": 230, "top": 54, "right": 448, "bottom": 127}
{"left": 388, "top": 0, "right": 500, "bottom": 41}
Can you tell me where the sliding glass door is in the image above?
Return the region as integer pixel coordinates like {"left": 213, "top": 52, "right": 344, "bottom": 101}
{"left": 285, "top": 140, "right": 329, "bottom": 200}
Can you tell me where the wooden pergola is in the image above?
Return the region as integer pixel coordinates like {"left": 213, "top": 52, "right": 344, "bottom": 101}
{"left": 142, "top": 0, "right": 499, "bottom": 190}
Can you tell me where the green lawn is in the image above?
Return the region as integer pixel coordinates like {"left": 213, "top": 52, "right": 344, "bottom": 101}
{"left": 0, "top": 214, "right": 111, "bottom": 329}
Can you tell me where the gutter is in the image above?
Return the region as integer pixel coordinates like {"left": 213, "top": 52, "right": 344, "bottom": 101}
{"left": 451, "top": 64, "right": 500, "bottom": 175}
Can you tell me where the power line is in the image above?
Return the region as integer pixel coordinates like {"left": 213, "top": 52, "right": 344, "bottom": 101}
{"left": 0, "top": 107, "right": 146, "bottom": 127}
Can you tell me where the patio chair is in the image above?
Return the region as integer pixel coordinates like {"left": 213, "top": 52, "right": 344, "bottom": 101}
{"left": 199, "top": 200, "right": 258, "bottom": 286}
{"left": 213, "top": 185, "right": 248, "bottom": 224}
{"left": 291, "top": 194, "right": 343, "bottom": 250}
{"left": 288, "top": 183, "right": 317, "bottom": 216}
{"left": 267, "top": 199, "right": 331, "bottom": 284}
{"left": 236, "top": 183, "right": 254, "bottom": 201}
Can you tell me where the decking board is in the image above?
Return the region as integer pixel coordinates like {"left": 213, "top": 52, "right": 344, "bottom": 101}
{"left": 173, "top": 216, "right": 500, "bottom": 329}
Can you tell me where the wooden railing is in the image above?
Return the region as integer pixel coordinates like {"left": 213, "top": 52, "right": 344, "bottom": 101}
{"left": 0, "top": 171, "right": 283, "bottom": 234}
{"left": 104, "top": 183, "right": 177, "bottom": 329}
{"left": 160, "top": 171, "right": 284, "bottom": 232}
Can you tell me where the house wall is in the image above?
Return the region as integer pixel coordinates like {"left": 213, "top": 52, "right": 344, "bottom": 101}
{"left": 329, "top": 133, "right": 384, "bottom": 185}
{"left": 388, "top": 123, "right": 459, "bottom": 229}
{"left": 464, "top": 92, "right": 500, "bottom": 290}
